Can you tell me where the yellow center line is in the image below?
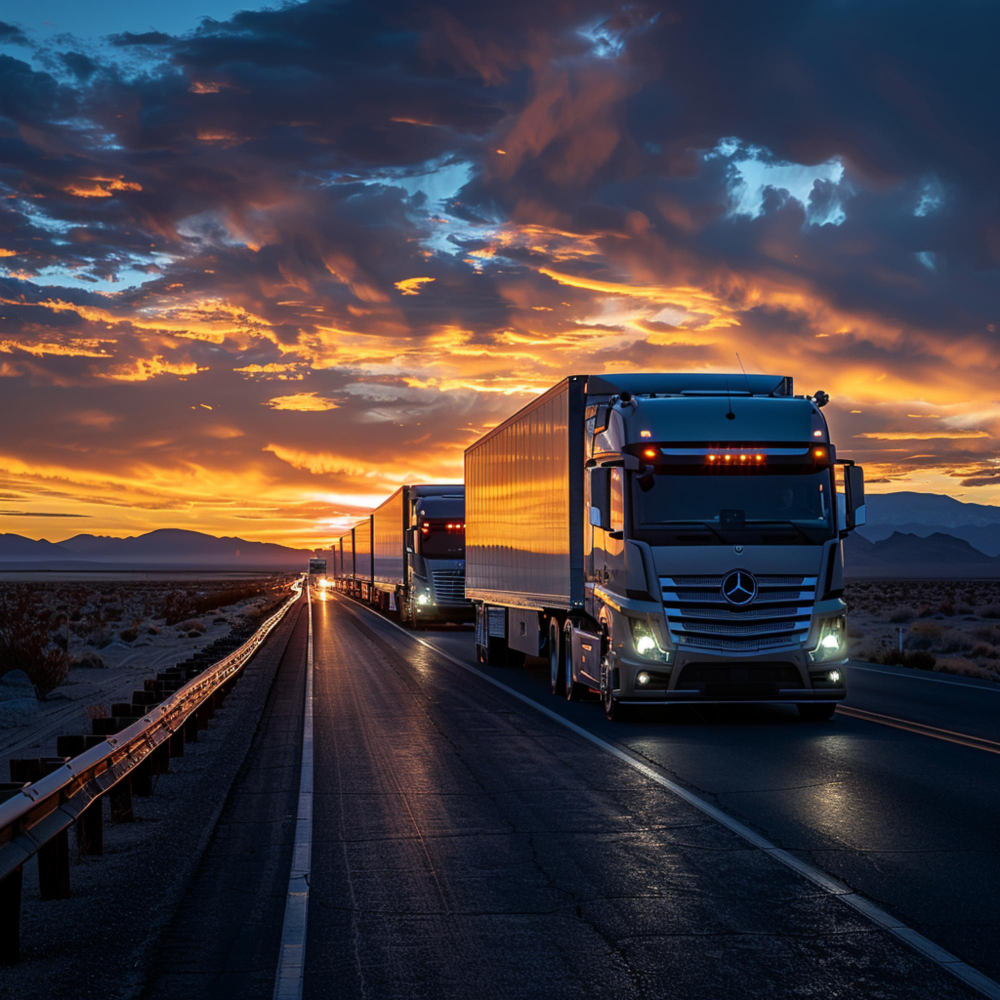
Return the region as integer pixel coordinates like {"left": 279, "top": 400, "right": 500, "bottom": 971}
{"left": 837, "top": 704, "right": 1000, "bottom": 756}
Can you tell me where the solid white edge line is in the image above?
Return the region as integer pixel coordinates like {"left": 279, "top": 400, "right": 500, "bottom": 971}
{"left": 340, "top": 595, "right": 1000, "bottom": 1000}
{"left": 273, "top": 584, "right": 314, "bottom": 1000}
{"left": 849, "top": 661, "right": 1000, "bottom": 694}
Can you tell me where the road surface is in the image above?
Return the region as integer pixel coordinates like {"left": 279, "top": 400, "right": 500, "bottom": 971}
{"left": 144, "top": 591, "right": 1000, "bottom": 999}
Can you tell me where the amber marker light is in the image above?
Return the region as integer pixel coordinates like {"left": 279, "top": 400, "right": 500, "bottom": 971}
{"left": 640, "top": 430, "right": 652, "bottom": 438}
{"left": 707, "top": 455, "right": 717, "bottom": 462}
{"left": 814, "top": 447, "right": 826, "bottom": 459}
{"left": 755, "top": 454, "right": 764, "bottom": 462}
{"left": 642, "top": 447, "right": 657, "bottom": 459}
{"left": 739, "top": 454, "right": 748, "bottom": 462}
{"left": 723, "top": 454, "right": 732, "bottom": 462}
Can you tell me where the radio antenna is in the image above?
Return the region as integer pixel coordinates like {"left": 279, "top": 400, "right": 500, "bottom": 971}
{"left": 725, "top": 377, "right": 735, "bottom": 420}
{"left": 735, "top": 352, "right": 751, "bottom": 394}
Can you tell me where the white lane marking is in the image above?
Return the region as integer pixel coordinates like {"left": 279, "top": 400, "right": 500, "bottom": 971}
{"left": 273, "top": 585, "right": 314, "bottom": 1000}
{"left": 849, "top": 661, "right": 1000, "bottom": 694}
{"left": 341, "top": 597, "right": 1000, "bottom": 1000}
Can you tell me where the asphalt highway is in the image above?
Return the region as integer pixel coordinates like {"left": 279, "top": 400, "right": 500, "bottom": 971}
{"left": 145, "top": 592, "right": 1000, "bottom": 999}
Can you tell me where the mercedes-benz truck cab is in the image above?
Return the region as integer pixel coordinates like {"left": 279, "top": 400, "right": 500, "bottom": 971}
{"left": 399, "top": 488, "right": 471, "bottom": 627}
{"left": 465, "top": 373, "right": 866, "bottom": 722}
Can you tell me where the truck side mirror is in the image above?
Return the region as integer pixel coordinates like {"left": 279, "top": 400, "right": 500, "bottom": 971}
{"left": 405, "top": 528, "right": 416, "bottom": 554}
{"left": 589, "top": 467, "right": 611, "bottom": 529}
{"left": 593, "top": 404, "right": 609, "bottom": 434}
{"left": 844, "top": 464, "right": 866, "bottom": 530}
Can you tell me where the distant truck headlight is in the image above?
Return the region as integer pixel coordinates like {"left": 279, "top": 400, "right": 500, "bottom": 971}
{"left": 629, "top": 618, "right": 671, "bottom": 662}
{"left": 810, "top": 616, "right": 847, "bottom": 661}
{"left": 417, "top": 592, "right": 430, "bottom": 605}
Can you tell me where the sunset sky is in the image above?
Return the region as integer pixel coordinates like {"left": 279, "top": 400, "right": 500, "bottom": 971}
{"left": 0, "top": 1, "right": 997, "bottom": 547}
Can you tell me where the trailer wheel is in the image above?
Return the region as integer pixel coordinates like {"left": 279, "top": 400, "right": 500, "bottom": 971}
{"left": 797, "top": 703, "right": 837, "bottom": 722}
{"left": 564, "top": 621, "right": 583, "bottom": 702}
{"left": 548, "top": 618, "right": 564, "bottom": 695}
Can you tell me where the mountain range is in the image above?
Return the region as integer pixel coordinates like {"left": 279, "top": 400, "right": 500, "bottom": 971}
{"left": 0, "top": 529, "right": 312, "bottom": 571}
{"left": 2, "top": 491, "right": 1000, "bottom": 576}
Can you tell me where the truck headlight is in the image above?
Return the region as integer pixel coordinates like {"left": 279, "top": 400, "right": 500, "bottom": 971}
{"left": 810, "top": 616, "right": 846, "bottom": 661}
{"left": 417, "top": 592, "right": 431, "bottom": 606}
{"left": 629, "top": 618, "right": 671, "bottom": 663}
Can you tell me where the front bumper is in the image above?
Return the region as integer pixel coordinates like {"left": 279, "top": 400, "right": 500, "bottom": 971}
{"left": 412, "top": 602, "right": 474, "bottom": 624}
{"left": 614, "top": 647, "right": 847, "bottom": 704}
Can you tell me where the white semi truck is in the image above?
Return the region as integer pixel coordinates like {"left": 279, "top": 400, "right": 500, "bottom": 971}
{"left": 465, "top": 373, "right": 865, "bottom": 721}
{"left": 332, "top": 485, "right": 472, "bottom": 627}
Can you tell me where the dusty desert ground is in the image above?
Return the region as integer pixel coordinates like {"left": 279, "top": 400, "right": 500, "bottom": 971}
{"left": 0, "top": 574, "right": 295, "bottom": 775}
{"left": 846, "top": 579, "right": 1000, "bottom": 682}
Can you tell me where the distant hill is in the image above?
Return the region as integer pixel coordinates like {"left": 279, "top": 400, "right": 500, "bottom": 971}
{"left": 0, "top": 534, "right": 75, "bottom": 561}
{"left": 0, "top": 529, "right": 312, "bottom": 571}
{"left": 865, "top": 492, "right": 1000, "bottom": 529}
{"left": 861, "top": 492, "right": 1000, "bottom": 558}
{"left": 845, "top": 531, "right": 1000, "bottom": 578}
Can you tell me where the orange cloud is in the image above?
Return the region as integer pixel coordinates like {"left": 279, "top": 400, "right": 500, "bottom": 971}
{"left": 264, "top": 392, "right": 339, "bottom": 411}
{"left": 64, "top": 177, "right": 142, "bottom": 198}
{"left": 394, "top": 276, "right": 436, "bottom": 295}
{"left": 854, "top": 430, "right": 991, "bottom": 440}
{"left": 103, "top": 356, "right": 207, "bottom": 381}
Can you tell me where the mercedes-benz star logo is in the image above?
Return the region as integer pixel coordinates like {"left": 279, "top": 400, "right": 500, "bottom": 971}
{"left": 721, "top": 569, "right": 757, "bottom": 606}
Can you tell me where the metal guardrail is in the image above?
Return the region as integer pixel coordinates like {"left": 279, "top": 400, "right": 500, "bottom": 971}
{"left": 0, "top": 579, "right": 304, "bottom": 963}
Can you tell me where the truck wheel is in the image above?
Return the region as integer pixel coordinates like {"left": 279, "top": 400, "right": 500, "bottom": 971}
{"left": 601, "top": 658, "right": 626, "bottom": 720}
{"left": 797, "top": 703, "right": 837, "bottom": 722}
{"left": 564, "top": 622, "right": 582, "bottom": 702}
{"left": 549, "top": 619, "right": 564, "bottom": 695}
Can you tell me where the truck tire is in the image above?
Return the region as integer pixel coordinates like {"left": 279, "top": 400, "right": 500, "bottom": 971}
{"left": 549, "top": 618, "right": 564, "bottom": 696}
{"left": 564, "top": 621, "right": 583, "bottom": 702}
{"left": 797, "top": 703, "right": 837, "bottom": 721}
{"left": 601, "top": 656, "right": 626, "bottom": 720}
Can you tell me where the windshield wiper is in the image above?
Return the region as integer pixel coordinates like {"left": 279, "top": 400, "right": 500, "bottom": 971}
{"left": 661, "top": 520, "right": 730, "bottom": 544}
{"left": 745, "top": 519, "right": 816, "bottom": 543}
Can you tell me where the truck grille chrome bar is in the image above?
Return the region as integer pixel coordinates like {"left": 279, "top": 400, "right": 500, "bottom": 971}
{"left": 660, "top": 575, "right": 816, "bottom": 653}
{"left": 431, "top": 569, "right": 468, "bottom": 605}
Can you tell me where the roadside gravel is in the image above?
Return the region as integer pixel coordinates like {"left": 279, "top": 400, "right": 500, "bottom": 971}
{"left": 4, "top": 597, "right": 306, "bottom": 1000}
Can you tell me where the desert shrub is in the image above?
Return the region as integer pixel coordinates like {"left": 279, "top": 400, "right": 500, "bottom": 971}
{"left": 937, "top": 599, "right": 955, "bottom": 616}
{"left": 179, "top": 619, "right": 206, "bottom": 633}
{"left": 906, "top": 622, "right": 942, "bottom": 649}
{"left": 978, "top": 605, "right": 1000, "bottom": 619}
{"left": 972, "top": 625, "right": 1000, "bottom": 644}
{"left": 119, "top": 629, "right": 138, "bottom": 642}
{"left": 147, "top": 625, "right": 161, "bottom": 635}
{"left": 214, "top": 616, "right": 227, "bottom": 624}
{"left": 73, "top": 651, "right": 107, "bottom": 669}
{"left": 956, "top": 602, "right": 975, "bottom": 616}
{"left": 87, "top": 628, "right": 112, "bottom": 649}
{"left": 905, "top": 650, "right": 936, "bottom": 670}
{"left": 934, "top": 657, "right": 995, "bottom": 681}
{"left": 917, "top": 605, "right": 935, "bottom": 618}
{"left": 970, "top": 642, "right": 999, "bottom": 660}
{"left": 187, "top": 630, "right": 201, "bottom": 638}
{"left": 935, "top": 628, "right": 972, "bottom": 654}
{"left": 888, "top": 606, "right": 916, "bottom": 623}
{"left": 0, "top": 587, "right": 69, "bottom": 697}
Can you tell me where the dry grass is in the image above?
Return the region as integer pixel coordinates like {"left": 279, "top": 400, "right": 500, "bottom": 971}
{"left": 847, "top": 579, "right": 1000, "bottom": 683}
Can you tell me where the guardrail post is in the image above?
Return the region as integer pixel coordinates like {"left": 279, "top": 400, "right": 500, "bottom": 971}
{"left": 76, "top": 798, "right": 104, "bottom": 856}
{"left": 0, "top": 865, "right": 22, "bottom": 964}
{"left": 169, "top": 726, "right": 185, "bottom": 757}
{"left": 184, "top": 714, "right": 199, "bottom": 743}
{"left": 110, "top": 777, "right": 134, "bottom": 822}
{"left": 38, "top": 824, "right": 70, "bottom": 900}
{"left": 132, "top": 757, "right": 153, "bottom": 797}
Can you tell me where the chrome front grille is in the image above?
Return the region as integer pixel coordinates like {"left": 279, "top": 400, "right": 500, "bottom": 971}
{"left": 661, "top": 574, "right": 816, "bottom": 653}
{"left": 431, "top": 569, "right": 468, "bottom": 605}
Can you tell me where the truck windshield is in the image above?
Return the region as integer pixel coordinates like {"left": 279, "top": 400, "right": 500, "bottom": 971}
{"left": 632, "top": 469, "right": 835, "bottom": 544}
{"left": 419, "top": 521, "right": 465, "bottom": 557}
